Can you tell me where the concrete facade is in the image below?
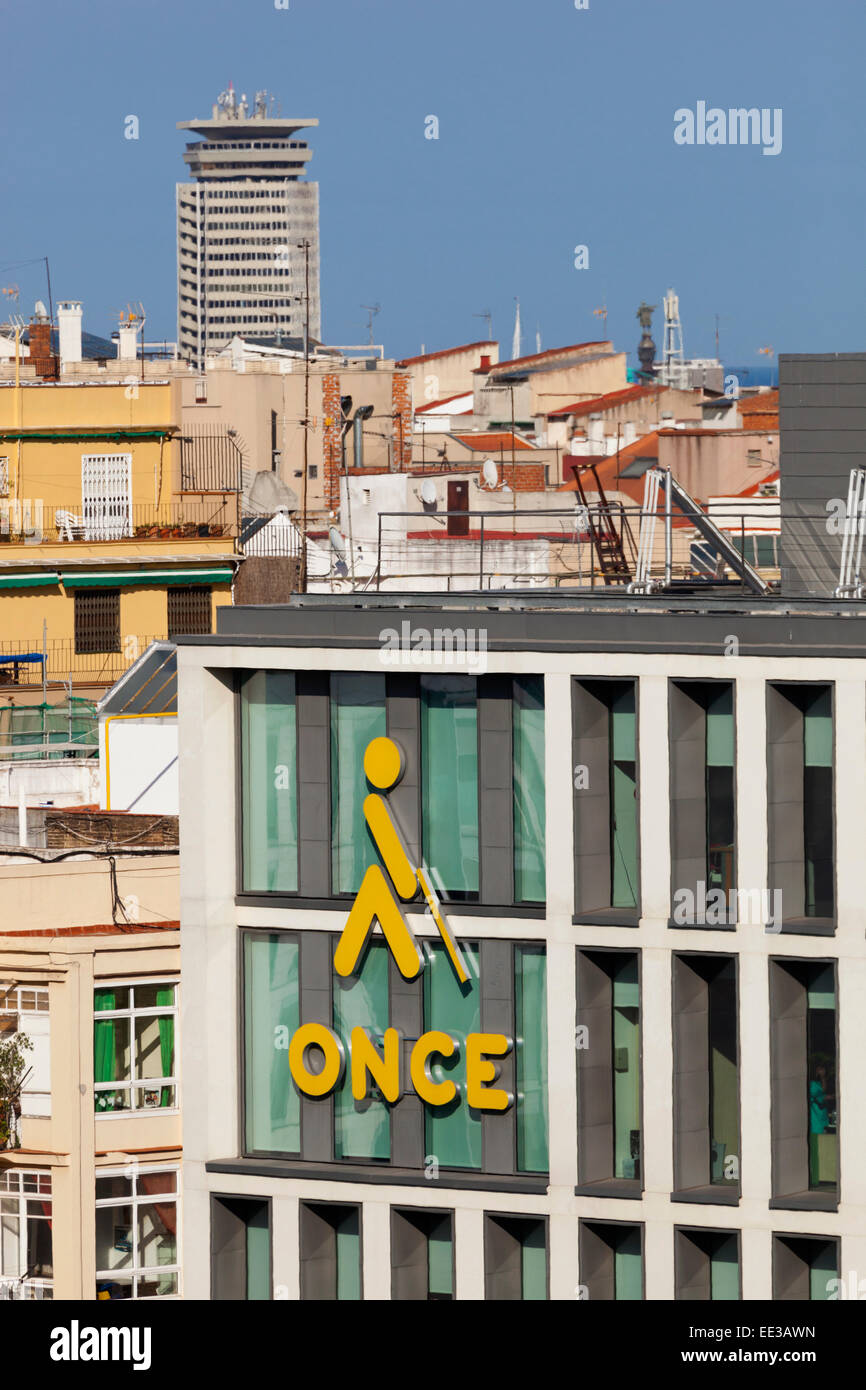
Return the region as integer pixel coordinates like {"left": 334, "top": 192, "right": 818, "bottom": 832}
{"left": 177, "top": 597, "right": 866, "bottom": 1300}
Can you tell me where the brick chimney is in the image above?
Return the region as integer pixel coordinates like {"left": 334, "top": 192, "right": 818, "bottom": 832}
{"left": 28, "top": 320, "right": 58, "bottom": 380}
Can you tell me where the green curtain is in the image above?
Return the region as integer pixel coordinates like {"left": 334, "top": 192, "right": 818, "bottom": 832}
{"left": 610, "top": 685, "right": 638, "bottom": 908}
{"left": 330, "top": 674, "right": 387, "bottom": 894}
{"left": 241, "top": 672, "right": 298, "bottom": 892}
{"left": 334, "top": 942, "right": 390, "bottom": 1159}
{"left": 94, "top": 989, "right": 117, "bottom": 1112}
{"left": 424, "top": 943, "right": 481, "bottom": 1169}
{"left": 244, "top": 935, "right": 300, "bottom": 1154}
{"left": 521, "top": 1222, "right": 547, "bottom": 1300}
{"left": 420, "top": 677, "right": 478, "bottom": 896}
{"left": 156, "top": 988, "right": 175, "bottom": 1108}
{"left": 614, "top": 1226, "right": 643, "bottom": 1300}
{"left": 516, "top": 946, "right": 548, "bottom": 1172}
{"left": 513, "top": 677, "right": 546, "bottom": 903}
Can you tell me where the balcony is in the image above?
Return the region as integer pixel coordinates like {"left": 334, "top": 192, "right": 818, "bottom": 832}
{"left": 0, "top": 501, "right": 239, "bottom": 545}
{"left": 0, "top": 636, "right": 162, "bottom": 687}
{"left": 0, "top": 1277, "right": 52, "bottom": 1300}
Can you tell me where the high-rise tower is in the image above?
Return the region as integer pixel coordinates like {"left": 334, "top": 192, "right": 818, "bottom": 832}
{"left": 176, "top": 86, "right": 321, "bottom": 368}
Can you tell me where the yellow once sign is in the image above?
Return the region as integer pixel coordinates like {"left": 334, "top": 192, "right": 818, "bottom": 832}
{"left": 288, "top": 1024, "right": 513, "bottom": 1113}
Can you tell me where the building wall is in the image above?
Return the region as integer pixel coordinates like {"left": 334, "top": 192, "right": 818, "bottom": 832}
{"left": 177, "top": 619, "right": 866, "bottom": 1300}
{"left": 658, "top": 429, "right": 779, "bottom": 500}
{"left": 397, "top": 343, "right": 499, "bottom": 403}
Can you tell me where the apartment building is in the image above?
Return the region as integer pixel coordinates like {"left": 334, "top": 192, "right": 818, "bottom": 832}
{"left": 176, "top": 87, "right": 321, "bottom": 369}
{"left": 0, "top": 854, "right": 179, "bottom": 1299}
{"left": 176, "top": 593, "right": 865, "bottom": 1300}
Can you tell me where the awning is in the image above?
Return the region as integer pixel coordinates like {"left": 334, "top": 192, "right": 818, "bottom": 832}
{"left": 0, "top": 573, "right": 60, "bottom": 590}
{"left": 0, "top": 653, "right": 45, "bottom": 664}
{"left": 61, "top": 567, "right": 234, "bottom": 588}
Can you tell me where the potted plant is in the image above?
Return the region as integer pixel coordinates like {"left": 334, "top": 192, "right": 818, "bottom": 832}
{"left": 0, "top": 1031, "right": 32, "bottom": 1150}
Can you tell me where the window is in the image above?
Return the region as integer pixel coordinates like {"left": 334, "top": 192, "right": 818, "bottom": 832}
{"left": 391, "top": 1208, "right": 454, "bottom": 1300}
{"left": 240, "top": 671, "right": 298, "bottom": 893}
{"left": 299, "top": 1203, "right": 361, "bottom": 1300}
{"left": 513, "top": 676, "right": 545, "bottom": 903}
{"left": 767, "top": 684, "right": 834, "bottom": 930}
{"left": 576, "top": 951, "right": 641, "bottom": 1191}
{"left": 0, "top": 457, "right": 8, "bottom": 496}
{"left": 167, "top": 586, "right": 212, "bottom": 638}
{"left": 330, "top": 673, "right": 386, "bottom": 895}
{"left": 773, "top": 1234, "right": 839, "bottom": 1300}
{"left": 211, "top": 1196, "right": 271, "bottom": 1300}
{"left": 579, "top": 1220, "right": 643, "bottom": 1300}
{"left": 308, "top": 464, "right": 318, "bottom": 479}
{"left": 424, "top": 941, "right": 482, "bottom": 1170}
{"left": 194, "top": 378, "right": 207, "bottom": 403}
{"left": 81, "top": 453, "right": 132, "bottom": 540}
{"left": 0, "top": 1170, "right": 52, "bottom": 1298}
{"left": 672, "top": 955, "right": 739, "bottom": 1200}
{"left": 515, "top": 944, "right": 548, "bottom": 1173}
{"left": 243, "top": 934, "right": 300, "bottom": 1155}
{"left": 95, "top": 1167, "right": 178, "bottom": 1298}
{"left": 573, "top": 679, "right": 639, "bottom": 922}
{"left": 94, "top": 981, "right": 177, "bottom": 1113}
{"left": 334, "top": 940, "right": 390, "bottom": 1160}
{"left": 484, "top": 1214, "right": 547, "bottom": 1300}
{"left": 421, "top": 675, "right": 479, "bottom": 899}
{"left": 670, "top": 682, "right": 735, "bottom": 920}
{"left": 0, "top": 985, "right": 50, "bottom": 1118}
{"left": 675, "top": 1228, "right": 740, "bottom": 1300}
{"left": 74, "top": 588, "right": 120, "bottom": 655}
{"left": 770, "top": 959, "right": 838, "bottom": 1207}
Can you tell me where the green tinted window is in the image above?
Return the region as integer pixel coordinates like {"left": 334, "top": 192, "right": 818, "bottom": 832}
{"left": 241, "top": 672, "right": 298, "bottom": 892}
{"left": 244, "top": 934, "right": 300, "bottom": 1154}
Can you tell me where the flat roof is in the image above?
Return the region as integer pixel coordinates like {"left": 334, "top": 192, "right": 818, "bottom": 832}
{"left": 169, "top": 593, "right": 866, "bottom": 662}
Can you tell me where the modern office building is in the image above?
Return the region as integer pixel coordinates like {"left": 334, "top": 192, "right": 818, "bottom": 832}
{"left": 177, "top": 87, "right": 321, "bottom": 369}
{"left": 176, "top": 588, "right": 866, "bottom": 1300}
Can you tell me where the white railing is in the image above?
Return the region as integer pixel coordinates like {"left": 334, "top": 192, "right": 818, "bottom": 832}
{"left": 0, "top": 1277, "right": 53, "bottom": 1300}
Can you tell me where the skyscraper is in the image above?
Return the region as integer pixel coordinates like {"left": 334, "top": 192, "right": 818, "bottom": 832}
{"left": 176, "top": 86, "right": 321, "bottom": 368}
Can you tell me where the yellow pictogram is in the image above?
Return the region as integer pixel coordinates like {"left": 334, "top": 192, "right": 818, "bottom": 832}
{"left": 334, "top": 736, "right": 469, "bottom": 984}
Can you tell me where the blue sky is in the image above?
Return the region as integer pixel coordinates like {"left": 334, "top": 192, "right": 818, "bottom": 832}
{"left": 1, "top": 0, "right": 862, "bottom": 373}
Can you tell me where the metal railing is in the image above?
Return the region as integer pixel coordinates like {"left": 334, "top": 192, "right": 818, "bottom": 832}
{"left": 0, "top": 500, "right": 239, "bottom": 544}
{"left": 365, "top": 505, "right": 783, "bottom": 592}
{"left": 0, "top": 1277, "right": 53, "bottom": 1301}
{"left": 0, "top": 635, "right": 161, "bottom": 686}
{"left": 179, "top": 426, "right": 244, "bottom": 493}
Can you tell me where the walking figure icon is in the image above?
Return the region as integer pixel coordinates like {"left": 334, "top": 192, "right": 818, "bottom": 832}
{"left": 333, "top": 736, "right": 469, "bottom": 984}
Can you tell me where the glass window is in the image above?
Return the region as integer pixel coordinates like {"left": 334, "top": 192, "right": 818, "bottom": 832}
{"left": 427, "top": 1214, "right": 453, "bottom": 1299}
{"left": 423, "top": 942, "right": 481, "bottom": 1170}
{"left": 0, "top": 1170, "right": 52, "bottom": 1296}
{"left": 610, "top": 685, "right": 638, "bottom": 908}
{"left": 705, "top": 686, "right": 735, "bottom": 893}
{"left": 515, "top": 945, "right": 548, "bottom": 1172}
{"left": 521, "top": 1221, "right": 547, "bottom": 1300}
{"left": 94, "top": 982, "right": 176, "bottom": 1113}
{"left": 95, "top": 1167, "right": 178, "bottom": 1299}
{"left": 421, "top": 676, "right": 478, "bottom": 898}
{"left": 710, "top": 960, "right": 739, "bottom": 1189}
{"left": 330, "top": 673, "right": 386, "bottom": 894}
{"left": 804, "top": 689, "right": 833, "bottom": 917}
{"left": 612, "top": 957, "right": 641, "bottom": 1181}
{"left": 614, "top": 1225, "right": 643, "bottom": 1300}
{"left": 335, "top": 1207, "right": 361, "bottom": 1300}
{"left": 243, "top": 935, "right": 300, "bottom": 1155}
{"left": 807, "top": 964, "right": 837, "bottom": 1191}
{"left": 334, "top": 941, "right": 390, "bottom": 1160}
{"left": 240, "top": 671, "right": 298, "bottom": 892}
{"left": 710, "top": 1233, "right": 740, "bottom": 1300}
{"left": 513, "top": 677, "right": 545, "bottom": 902}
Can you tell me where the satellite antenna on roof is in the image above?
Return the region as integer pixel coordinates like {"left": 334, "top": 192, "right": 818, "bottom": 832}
{"left": 34, "top": 300, "right": 49, "bottom": 321}
{"left": 328, "top": 526, "right": 348, "bottom": 578}
{"left": 420, "top": 479, "right": 437, "bottom": 506}
{"left": 482, "top": 458, "right": 499, "bottom": 488}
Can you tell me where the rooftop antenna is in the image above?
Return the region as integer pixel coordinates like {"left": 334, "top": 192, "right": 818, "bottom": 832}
{"left": 362, "top": 303, "right": 380, "bottom": 347}
{"left": 473, "top": 308, "right": 493, "bottom": 340}
{"left": 511, "top": 297, "right": 521, "bottom": 361}
{"left": 593, "top": 303, "right": 608, "bottom": 336}
{"left": 536, "top": 323, "right": 542, "bottom": 354}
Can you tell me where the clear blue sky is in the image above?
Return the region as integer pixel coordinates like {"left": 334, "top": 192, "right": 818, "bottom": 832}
{"left": 1, "top": 0, "right": 862, "bottom": 372}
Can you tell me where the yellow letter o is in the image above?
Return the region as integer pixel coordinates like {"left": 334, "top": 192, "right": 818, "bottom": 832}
{"left": 288, "top": 1023, "right": 345, "bottom": 1098}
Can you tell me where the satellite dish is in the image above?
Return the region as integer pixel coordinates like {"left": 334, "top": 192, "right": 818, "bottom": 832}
{"left": 500, "top": 484, "right": 512, "bottom": 494}
{"left": 34, "top": 300, "right": 48, "bottom": 319}
{"left": 420, "top": 479, "right": 437, "bottom": 506}
{"left": 328, "top": 526, "right": 347, "bottom": 557}
{"left": 482, "top": 458, "right": 498, "bottom": 488}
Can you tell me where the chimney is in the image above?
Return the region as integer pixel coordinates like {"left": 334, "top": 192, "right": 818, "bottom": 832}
{"left": 479, "top": 354, "right": 491, "bottom": 372}
{"left": 117, "top": 321, "right": 139, "bottom": 361}
{"left": 27, "top": 319, "right": 57, "bottom": 380}
{"left": 57, "top": 301, "right": 83, "bottom": 368}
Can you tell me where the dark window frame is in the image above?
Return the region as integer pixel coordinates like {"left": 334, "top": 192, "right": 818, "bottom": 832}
{"left": 674, "top": 1224, "right": 741, "bottom": 1301}
{"left": 210, "top": 1192, "right": 273, "bottom": 1300}
{"left": 298, "top": 1198, "right": 364, "bottom": 1301}
{"left": 575, "top": 946, "right": 643, "bottom": 1198}
{"left": 390, "top": 1205, "right": 455, "bottom": 1301}
{"left": 483, "top": 1210, "right": 549, "bottom": 1300}
{"left": 572, "top": 677, "right": 641, "bottom": 926}
{"left": 73, "top": 587, "right": 121, "bottom": 655}
{"left": 668, "top": 679, "right": 737, "bottom": 929}
{"left": 167, "top": 585, "right": 212, "bottom": 639}
{"left": 578, "top": 1217, "right": 645, "bottom": 1301}
{"left": 772, "top": 1231, "right": 840, "bottom": 1300}
{"left": 766, "top": 681, "right": 836, "bottom": 936}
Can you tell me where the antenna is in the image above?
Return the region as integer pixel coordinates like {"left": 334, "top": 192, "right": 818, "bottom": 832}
{"left": 361, "top": 304, "right": 380, "bottom": 347}
{"left": 593, "top": 304, "right": 608, "bottom": 335}
{"left": 482, "top": 458, "right": 499, "bottom": 488}
{"left": 473, "top": 309, "right": 493, "bottom": 340}
{"left": 662, "top": 288, "right": 685, "bottom": 388}
{"left": 420, "top": 479, "right": 437, "bottom": 506}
